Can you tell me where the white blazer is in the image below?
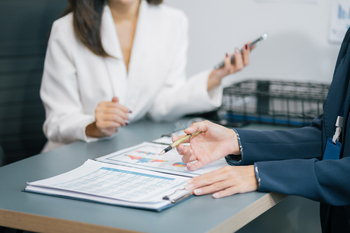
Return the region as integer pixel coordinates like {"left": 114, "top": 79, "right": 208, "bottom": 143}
{"left": 40, "top": 1, "right": 223, "bottom": 151}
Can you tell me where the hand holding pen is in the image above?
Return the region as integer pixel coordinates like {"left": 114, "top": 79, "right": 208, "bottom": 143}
{"left": 175, "top": 121, "right": 257, "bottom": 199}
{"left": 172, "top": 121, "right": 240, "bottom": 171}
{"left": 159, "top": 131, "right": 202, "bottom": 155}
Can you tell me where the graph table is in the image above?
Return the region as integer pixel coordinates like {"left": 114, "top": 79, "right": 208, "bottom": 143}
{"left": 0, "top": 118, "right": 289, "bottom": 233}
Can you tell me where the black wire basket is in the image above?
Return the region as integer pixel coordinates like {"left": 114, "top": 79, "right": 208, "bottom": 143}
{"left": 214, "top": 80, "right": 330, "bottom": 127}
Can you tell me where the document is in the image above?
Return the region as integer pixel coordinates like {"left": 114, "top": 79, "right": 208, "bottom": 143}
{"left": 97, "top": 142, "right": 227, "bottom": 177}
{"left": 24, "top": 141, "right": 228, "bottom": 211}
{"left": 25, "top": 160, "right": 190, "bottom": 211}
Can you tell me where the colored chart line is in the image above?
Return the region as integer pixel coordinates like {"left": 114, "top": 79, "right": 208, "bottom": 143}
{"left": 172, "top": 162, "right": 187, "bottom": 167}
{"left": 135, "top": 150, "right": 158, "bottom": 156}
{"left": 125, "top": 154, "right": 167, "bottom": 163}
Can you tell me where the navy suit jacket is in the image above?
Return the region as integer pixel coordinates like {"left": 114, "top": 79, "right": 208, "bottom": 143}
{"left": 227, "top": 29, "right": 350, "bottom": 232}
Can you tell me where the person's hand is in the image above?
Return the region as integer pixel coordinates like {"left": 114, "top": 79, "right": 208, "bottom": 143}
{"left": 207, "top": 43, "right": 253, "bottom": 91}
{"left": 185, "top": 165, "right": 258, "bottom": 198}
{"left": 86, "top": 97, "right": 130, "bottom": 137}
{"left": 173, "top": 120, "right": 240, "bottom": 171}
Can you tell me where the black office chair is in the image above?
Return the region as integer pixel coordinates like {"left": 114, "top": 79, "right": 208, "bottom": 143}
{"left": 0, "top": 1, "right": 67, "bottom": 164}
{"left": 0, "top": 144, "right": 4, "bottom": 166}
{"left": 0, "top": 0, "right": 68, "bottom": 232}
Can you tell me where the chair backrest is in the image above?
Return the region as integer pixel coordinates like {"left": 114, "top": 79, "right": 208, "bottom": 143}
{"left": 0, "top": 0, "right": 68, "bottom": 165}
{"left": 0, "top": 144, "right": 4, "bottom": 166}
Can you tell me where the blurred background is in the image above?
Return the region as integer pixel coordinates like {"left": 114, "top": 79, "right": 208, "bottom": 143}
{"left": 166, "top": 0, "right": 341, "bottom": 86}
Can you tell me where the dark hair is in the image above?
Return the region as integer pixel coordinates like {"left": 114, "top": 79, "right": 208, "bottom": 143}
{"left": 61, "top": 0, "right": 163, "bottom": 57}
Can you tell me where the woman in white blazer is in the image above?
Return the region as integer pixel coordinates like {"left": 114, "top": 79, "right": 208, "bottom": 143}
{"left": 40, "top": 0, "right": 251, "bottom": 151}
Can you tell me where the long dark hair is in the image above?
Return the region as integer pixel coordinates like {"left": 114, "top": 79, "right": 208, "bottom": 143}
{"left": 61, "top": 0, "right": 163, "bottom": 57}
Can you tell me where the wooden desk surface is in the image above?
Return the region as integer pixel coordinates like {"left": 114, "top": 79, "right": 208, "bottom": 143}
{"left": 0, "top": 118, "right": 290, "bottom": 233}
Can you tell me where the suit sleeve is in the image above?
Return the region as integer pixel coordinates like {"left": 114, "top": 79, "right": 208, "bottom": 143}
{"left": 227, "top": 114, "right": 323, "bottom": 165}
{"left": 147, "top": 13, "right": 222, "bottom": 122}
{"left": 40, "top": 20, "right": 96, "bottom": 144}
{"left": 227, "top": 115, "right": 350, "bottom": 206}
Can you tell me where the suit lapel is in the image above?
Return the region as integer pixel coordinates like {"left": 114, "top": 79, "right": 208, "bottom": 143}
{"left": 340, "top": 58, "right": 350, "bottom": 144}
{"left": 128, "top": 0, "right": 147, "bottom": 78}
{"left": 101, "top": 4, "right": 127, "bottom": 104}
{"left": 101, "top": 5, "right": 122, "bottom": 59}
{"left": 324, "top": 64, "right": 348, "bottom": 140}
{"left": 124, "top": 1, "right": 156, "bottom": 108}
{"left": 324, "top": 31, "right": 350, "bottom": 141}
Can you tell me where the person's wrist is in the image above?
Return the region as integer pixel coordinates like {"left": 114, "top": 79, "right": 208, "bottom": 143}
{"left": 250, "top": 165, "right": 259, "bottom": 191}
{"left": 207, "top": 70, "right": 224, "bottom": 91}
{"left": 86, "top": 122, "right": 102, "bottom": 138}
{"left": 228, "top": 129, "right": 241, "bottom": 155}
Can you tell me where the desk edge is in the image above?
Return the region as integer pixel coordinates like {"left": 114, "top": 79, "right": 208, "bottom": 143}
{"left": 208, "top": 192, "right": 287, "bottom": 233}
{"left": 0, "top": 209, "right": 138, "bottom": 233}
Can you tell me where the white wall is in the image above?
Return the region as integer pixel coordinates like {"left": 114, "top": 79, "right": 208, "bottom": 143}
{"left": 164, "top": 0, "right": 342, "bottom": 86}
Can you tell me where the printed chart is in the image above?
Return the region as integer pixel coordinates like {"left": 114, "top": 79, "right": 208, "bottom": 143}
{"left": 53, "top": 167, "right": 181, "bottom": 202}
{"left": 106, "top": 144, "right": 188, "bottom": 171}
{"left": 26, "top": 160, "right": 189, "bottom": 206}
{"left": 97, "top": 142, "right": 228, "bottom": 177}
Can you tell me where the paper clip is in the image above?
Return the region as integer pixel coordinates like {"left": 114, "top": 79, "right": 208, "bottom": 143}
{"left": 163, "top": 188, "right": 192, "bottom": 204}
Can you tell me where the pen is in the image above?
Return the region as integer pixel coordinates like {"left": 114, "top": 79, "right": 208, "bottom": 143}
{"left": 159, "top": 131, "right": 202, "bottom": 155}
